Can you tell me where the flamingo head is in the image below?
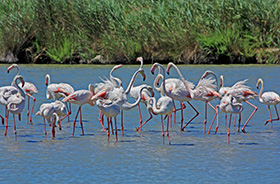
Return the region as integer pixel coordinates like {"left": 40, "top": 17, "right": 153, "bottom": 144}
{"left": 256, "top": 78, "right": 262, "bottom": 89}
{"left": 150, "top": 63, "right": 160, "bottom": 75}
{"left": 166, "top": 62, "right": 174, "bottom": 75}
{"left": 7, "top": 64, "right": 18, "bottom": 73}
{"left": 139, "top": 69, "right": 146, "bottom": 81}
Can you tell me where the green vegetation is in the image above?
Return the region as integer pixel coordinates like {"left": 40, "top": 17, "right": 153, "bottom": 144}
{"left": 0, "top": 0, "right": 280, "bottom": 64}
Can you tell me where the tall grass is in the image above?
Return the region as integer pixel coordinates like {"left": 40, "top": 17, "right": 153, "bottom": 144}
{"left": 0, "top": 0, "right": 279, "bottom": 64}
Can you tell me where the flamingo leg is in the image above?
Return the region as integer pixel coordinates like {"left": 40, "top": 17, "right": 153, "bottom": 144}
{"left": 107, "top": 117, "right": 110, "bottom": 141}
{"left": 137, "top": 104, "right": 143, "bottom": 131}
{"left": 242, "top": 100, "right": 258, "bottom": 133}
{"left": 225, "top": 113, "right": 227, "bottom": 127}
{"left": 13, "top": 114, "right": 17, "bottom": 142}
{"left": 61, "top": 102, "right": 71, "bottom": 121}
{"left": 203, "top": 102, "right": 207, "bottom": 134}
{"left": 238, "top": 113, "right": 241, "bottom": 132}
{"left": 208, "top": 104, "right": 219, "bottom": 134}
{"left": 172, "top": 99, "right": 177, "bottom": 124}
{"left": 5, "top": 107, "right": 9, "bottom": 137}
{"left": 161, "top": 115, "right": 165, "bottom": 145}
{"left": 228, "top": 114, "right": 232, "bottom": 145}
{"left": 72, "top": 107, "right": 81, "bottom": 136}
{"left": 114, "top": 117, "right": 118, "bottom": 142}
{"left": 215, "top": 105, "right": 219, "bottom": 134}
{"left": 271, "top": 105, "right": 280, "bottom": 122}
{"left": 52, "top": 123, "right": 55, "bottom": 138}
{"left": 79, "top": 106, "right": 84, "bottom": 135}
{"left": 121, "top": 110, "right": 124, "bottom": 136}
{"left": 135, "top": 111, "right": 153, "bottom": 131}
{"left": 166, "top": 115, "right": 171, "bottom": 145}
{"left": 26, "top": 95, "right": 30, "bottom": 124}
{"left": 43, "top": 118, "right": 47, "bottom": 140}
{"left": 110, "top": 118, "right": 114, "bottom": 135}
{"left": 180, "top": 102, "right": 184, "bottom": 131}
{"left": 98, "top": 111, "right": 106, "bottom": 131}
{"left": 182, "top": 101, "right": 199, "bottom": 131}
{"left": 26, "top": 94, "right": 35, "bottom": 125}
{"left": 233, "top": 114, "right": 237, "bottom": 127}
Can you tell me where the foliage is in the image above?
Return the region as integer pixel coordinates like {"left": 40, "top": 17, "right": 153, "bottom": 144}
{"left": 0, "top": 0, "right": 279, "bottom": 64}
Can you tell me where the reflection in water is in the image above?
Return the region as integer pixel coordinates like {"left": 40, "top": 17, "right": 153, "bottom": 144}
{"left": 0, "top": 64, "right": 279, "bottom": 183}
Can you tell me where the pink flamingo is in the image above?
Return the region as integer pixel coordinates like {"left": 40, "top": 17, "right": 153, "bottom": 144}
{"left": 256, "top": 78, "right": 280, "bottom": 129}
{"left": 92, "top": 98, "right": 120, "bottom": 141}
{"left": 7, "top": 64, "right": 38, "bottom": 125}
{"left": 92, "top": 67, "right": 146, "bottom": 135}
{"left": 165, "top": 63, "right": 220, "bottom": 134}
{"left": 144, "top": 96, "right": 173, "bottom": 145}
{"left": 62, "top": 84, "right": 95, "bottom": 136}
{"left": 36, "top": 102, "right": 64, "bottom": 139}
{"left": 165, "top": 62, "right": 199, "bottom": 131}
{"left": 0, "top": 75, "right": 25, "bottom": 138}
{"left": 45, "top": 74, "right": 74, "bottom": 121}
{"left": 218, "top": 95, "right": 243, "bottom": 144}
{"left": 130, "top": 57, "right": 154, "bottom": 131}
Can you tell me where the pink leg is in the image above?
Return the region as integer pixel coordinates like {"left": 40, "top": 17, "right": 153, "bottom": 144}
{"left": 5, "top": 108, "right": 9, "bottom": 137}
{"left": 114, "top": 117, "right": 118, "bottom": 142}
{"left": 61, "top": 102, "right": 71, "bottom": 121}
{"left": 137, "top": 104, "right": 143, "bottom": 131}
{"left": 215, "top": 105, "right": 220, "bottom": 134}
{"left": 208, "top": 104, "right": 219, "bottom": 134}
{"left": 242, "top": 100, "right": 258, "bottom": 133}
{"left": 172, "top": 100, "right": 177, "bottom": 124}
{"left": 135, "top": 111, "right": 153, "bottom": 131}
{"left": 43, "top": 118, "right": 47, "bottom": 140}
{"left": 98, "top": 111, "right": 106, "bottom": 131}
{"left": 121, "top": 110, "right": 124, "bottom": 136}
{"left": 72, "top": 107, "right": 81, "bottom": 136}
{"left": 107, "top": 117, "right": 110, "bottom": 141}
{"left": 26, "top": 96, "right": 30, "bottom": 124}
{"left": 225, "top": 113, "right": 227, "bottom": 127}
{"left": 180, "top": 102, "right": 184, "bottom": 130}
{"left": 182, "top": 101, "right": 199, "bottom": 131}
{"left": 28, "top": 94, "right": 36, "bottom": 125}
{"left": 238, "top": 113, "right": 241, "bottom": 132}
{"left": 228, "top": 114, "right": 232, "bottom": 145}
{"left": 208, "top": 102, "right": 218, "bottom": 134}
{"left": 264, "top": 105, "right": 279, "bottom": 129}
{"left": 79, "top": 107, "right": 84, "bottom": 135}
{"left": 233, "top": 114, "right": 237, "bottom": 127}
{"left": 166, "top": 115, "right": 171, "bottom": 145}
{"left": 13, "top": 115, "right": 17, "bottom": 142}
{"left": 52, "top": 124, "right": 55, "bottom": 138}
{"left": 203, "top": 102, "right": 207, "bottom": 134}
{"left": 161, "top": 115, "right": 165, "bottom": 145}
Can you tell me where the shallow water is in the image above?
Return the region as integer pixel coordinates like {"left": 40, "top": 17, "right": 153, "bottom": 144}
{"left": 0, "top": 64, "right": 279, "bottom": 183}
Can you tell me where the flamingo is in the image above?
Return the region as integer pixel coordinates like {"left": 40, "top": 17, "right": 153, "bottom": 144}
{"left": 164, "top": 63, "right": 220, "bottom": 134}
{"left": 92, "top": 67, "right": 146, "bottom": 135}
{"left": 201, "top": 70, "right": 249, "bottom": 133}
{"left": 7, "top": 64, "right": 38, "bottom": 125}
{"left": 36, "top": 103, "right": 62, "bottom": 139}
{"left": 130, "top": 57, "right": 155, "bottom": 131}
{"left": 62, "top": 84, "right": 95, "bottom": 136}
{"left": 45, "top": 74, "right": 74, "bottom": 121}
{"left": 0, "top": 75, "right": 25, "bottom": 137}
{"left": 5, "top": 75, "right": 25, "bottom": 141}
{"left": 51, "top": 100, "right": 67, "bottom": 130}
{"left": 95, "top": 64, "right": 123, "bottom": 130}
{"left": 256, "top": 78, "right": 280, "bottom": 129}
{"left": 92, "top": 98, "right": 120, "bottom": 141}
{"left": 218, "top": 95, "right": 243, "bottom": 144}
{"left": 145, "top": 96, "right": 173, "bottom": 145}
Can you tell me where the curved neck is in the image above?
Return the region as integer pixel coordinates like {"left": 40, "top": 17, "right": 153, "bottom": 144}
{"left": 203, "top": 70, "right": 219, "bottom": 91}
{"left": 151, "top": 98, "right": 161, "bottom": 114}
{"left": 167, "top": 63, "right": 193, "bottom": 95}
{"left": 46, "top": 74, "right": 51, "bottom": 86}
{"left": 257, "top": 79, "right": 264, "bottom": 98}
{"left": 153, "top": 74, "right": 162, "bottom": 93}
{"left": 124, "top": 69, "right": 142, "bottom": 95}
{"left": 121, "top": 86, "right": 147, "bottom": 110}
{"left": 110, "top": 65, "right": 122, "bottom": 87}
{"left": 13, "top": 76, "right": 25, "bottom": 97}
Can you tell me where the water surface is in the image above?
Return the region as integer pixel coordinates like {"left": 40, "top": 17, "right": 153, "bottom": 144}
{"left": 0, "top": 64, "right": 279, "bottom": 183}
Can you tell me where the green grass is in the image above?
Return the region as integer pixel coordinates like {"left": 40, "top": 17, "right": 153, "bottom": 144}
{"left": 0, "top": 0, "right": 279, "bottom": 64}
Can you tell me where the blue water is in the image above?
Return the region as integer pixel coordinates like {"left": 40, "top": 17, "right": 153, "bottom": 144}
{"left": 0, "top": 64, "right": 279, "bottom": 183}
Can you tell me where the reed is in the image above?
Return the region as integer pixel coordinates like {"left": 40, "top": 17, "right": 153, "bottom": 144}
{"left": 0, "top": 0, "right": 279, "bottom": 64}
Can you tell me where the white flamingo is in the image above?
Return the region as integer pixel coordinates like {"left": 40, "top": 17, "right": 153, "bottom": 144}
{"left": 164, "top": 63, "right": 220, "bottom": 134}
{"left": 145, "top": 96, "right": 173, "bottom": 145}
{"left": 218, "top": 95, "right": 243, "bottom": 144}
{"left": 130, "top": 57, "right": 154, "bottom": 131}
{"left": 256, "top": 78, "right": 280, "bottom": 129}
{"left": 0, "top": 75, "right": 25, "bottom": 138}
{"left": 62, "top": 84, "right": 95, "bottom": 136}
{"left": 7, "top": 64, "right": 38, "bottom": 125}
{"left": 92, "top": 67, "right": 146, "bottom": 135}
{"left": 36, "top": 103, "right": 62, "bottom": 139}
{"left": 45, "top": 74, "right": 74, "bottom": 121}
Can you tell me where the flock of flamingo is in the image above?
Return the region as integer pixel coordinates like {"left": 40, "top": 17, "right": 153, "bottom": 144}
{"left": 0, "top": 57, "right": 279, "bottom": 144}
